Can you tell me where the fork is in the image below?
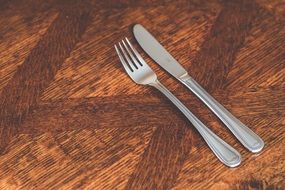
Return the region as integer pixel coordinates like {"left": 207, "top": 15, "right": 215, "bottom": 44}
{"left": 115, "top": 37, "right": 241, "bottom": 167}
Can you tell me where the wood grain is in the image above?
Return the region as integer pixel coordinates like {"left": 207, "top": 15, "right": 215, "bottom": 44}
{"left": 0, "top": 0, "right": 284, "bottom": 189}
{"left": 189, "top": 0, "right": 260, "bottom": 92}
{"left": 20, "top": 87, "right": 284, "bottom": 135}
{"left": 0, "top": 0, "right": 92, "bottom": 152}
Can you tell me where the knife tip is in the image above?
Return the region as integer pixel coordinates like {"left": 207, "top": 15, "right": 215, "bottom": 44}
{"left": 133, "top": 23, "right": 143, "bottom": 31}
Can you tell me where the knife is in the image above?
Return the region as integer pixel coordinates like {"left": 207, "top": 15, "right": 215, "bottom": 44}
{"left": 133, "top": 24, "right": 264, "bottom": 153}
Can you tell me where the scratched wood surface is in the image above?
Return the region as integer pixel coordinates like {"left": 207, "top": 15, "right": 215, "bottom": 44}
{"left": 0, "top": 0, "right": 284, "bottom": 189}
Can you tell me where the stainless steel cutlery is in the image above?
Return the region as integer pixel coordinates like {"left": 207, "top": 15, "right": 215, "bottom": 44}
{"left": 115, "top": 38, "right": 241, "bottom": 167}
{"left": 114, "top": 24, "right": 264, "bottom": 167}
{"left": 133, "top": 24, "right": 264, "bottom": 153}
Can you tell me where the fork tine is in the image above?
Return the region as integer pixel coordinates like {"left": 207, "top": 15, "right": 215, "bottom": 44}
{"left": 122, "top": 39, "right": 141, "bottom": 68}
{"left": 125, "top": 37, "right": 144, "bottom": 66}
{"left": 118, "top": 42, "right": 137, "bottom": 71}
{"left": 114, "top": 44, "right": 133, "bottom": 73}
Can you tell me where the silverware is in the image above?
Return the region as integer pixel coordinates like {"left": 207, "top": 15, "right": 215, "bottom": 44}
{"left": 115, "top": 37, "right": 241, "bottom": 167}
{"left": 133, "top": 24, "right": 264, "bottom": 153}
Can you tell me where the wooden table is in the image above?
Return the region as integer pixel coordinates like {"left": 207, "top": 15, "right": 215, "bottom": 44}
{"left": 0, "top": 0, "right": 284, "bottom": 189}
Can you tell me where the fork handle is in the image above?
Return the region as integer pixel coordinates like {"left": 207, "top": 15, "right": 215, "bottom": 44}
{"left": 179, "top": 74, "right": 264, "bottom": 153}
{"left": 150, "top": 80, "right": 241, "bottom": 167}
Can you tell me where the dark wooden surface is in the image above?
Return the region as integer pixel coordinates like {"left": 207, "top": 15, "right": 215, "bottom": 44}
{"left": 0, "top": 0, "right": 284, "bottom": 189}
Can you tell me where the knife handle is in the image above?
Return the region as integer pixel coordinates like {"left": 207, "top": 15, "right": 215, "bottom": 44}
{"left": 180, "top": 74, "right": 264, "bottom": 153}
{"left": 150, "top": 80, "right": 241, "bottom": 167}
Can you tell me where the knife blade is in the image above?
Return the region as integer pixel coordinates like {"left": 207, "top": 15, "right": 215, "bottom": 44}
{"left": 133, "top": 24, "right": 264, "bottom": 153}
{"left": 133, "top": 24, "right": 188, "bottom": 80}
